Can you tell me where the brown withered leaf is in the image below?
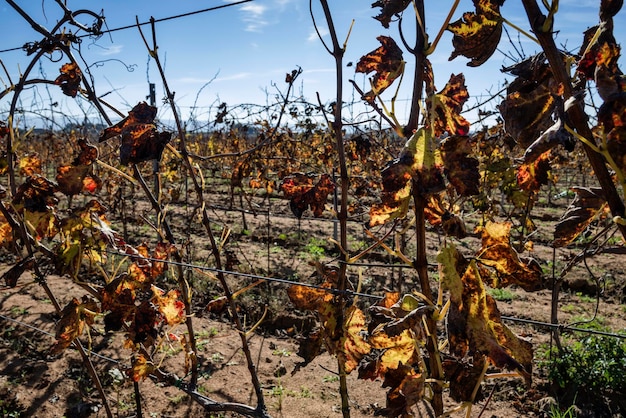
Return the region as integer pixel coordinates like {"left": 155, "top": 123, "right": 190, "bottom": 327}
{"left": 499, "top": 55, "right": 557, "bottom": 148}
{"left": 100, "top": 102, "right": 157, "bottom": 142}
{"left": 427, "top": 73, "right": 470, "bottom": 137}
{"left": 1, "top": 257, "right": 34, "bottom": 287}
{"left": 280, "top": 173, "right": 335, "bottom": 218}
{"left": 553, "top": 187, "right": 608, "bottom": 247}
{"left": 442, "top": 255, "right": 533, "bottom": 384}
{"left": 600, "top": 0, "right": 623, "bottom": 20}
{"left": 54, "top": 62, "right": 82, "bottom": 97}
{"left": 522, "top": 118, "right": 576, "bottom": 164}
{"left": 56, "top": 164, "right": 91, "bottom": 196}
{"left": 476, "top": 221, "right": 544, "bottom": 291}
{"left": 606, "top": 126, "right": 626, "bottom": 173}
{"left": 12, "top": 175, "right": 58, "bottom": 212}
{"left": 369, "top": 159, "right": 412, "bottom": 226}
{"left": 440, "top": 135, "right": 479, "bottom": 196}
{"left": 356, "top": 36, "right": 404, "bottom": 103}
{"left": 377, "top": 364, "right": 426, "bottom": 417}
{"left": 447, "top": 0, "right": 505, "bottom": 67}
{"left": 423, "top": 195, "right": 467, "bottom": 238}
{"left": 371, "top": 0, "right": 412, "bottom": 28}
{"left": 73, "top": 138, "right": 99, "bottom": 165}
{"left": 370, "top": 128, "right": 444, "bottom": 226}
{"left": 517, "top": 150, "right": 552, "bottom": 192}
{"left": 442, "top": 356, "right": 486, "bottom": 402}
{"left": 50, "top": 296, "right": 99, "bottom": 354}
{"left": 120, "top": 124, "right": 172, "bottom": 166}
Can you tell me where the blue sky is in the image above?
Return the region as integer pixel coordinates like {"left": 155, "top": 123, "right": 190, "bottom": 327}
{"left": 0, "top": 0, "right": 623, "bottom": 130}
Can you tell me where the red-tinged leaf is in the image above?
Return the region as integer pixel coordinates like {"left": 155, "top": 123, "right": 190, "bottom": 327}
{"left": 356, "top": 36, "right": 404, "bottom": 103}
{"left": 127, "top": 352, "right": 155, "bottom": 382}
{"left": 55, "top": 139, "right": 100, "bottom": 196}
{"left": 50, "top": 297, "right": 99, "bottom": 354}
{"left": 427, "top": 74, "right": 470, "bottom": 137}
{"left": 19, "top": 153, "right": 42, "bottom": 176}
{"left": 553, "top": 187, "right": 608, "bottom": 247}
{"left": 1, "top": 257, "right": 34, "bottom": 287}
{"left": 577, "top": 23, "right": 621, "bottom": 81}
{"left": 499, "top": 55, "right": 557, "bottom": 148}
{"left": 444, "top": 258, "right": 533, "bottom": 383}
{"left": 54, "top": 62, "right": 82, "bottom": 97}
{"left": 371, "top": 0, "right": 412, "bottom": 28}
{"left": 476, "top": 221, "right": 544, "bottom": 291}
{"left": 517, "top": 150, "right": 552, "bottom": 192}
{"left": 440, "top": 135, "right": 479, "bottom": 195}
{"left": 280, "top": 173, "right": 335, "bottom": 218}
{"left": 151, "top": 286, "right": 186, "bottom": 325}
{"left": 56, "top": 164, "right": 91, "bottom": 196}
{"left": 82, "top": 174, "right": 102, "bottom": 194}
{"left": 447, "top": 0, "right": 505, "bottom": 67}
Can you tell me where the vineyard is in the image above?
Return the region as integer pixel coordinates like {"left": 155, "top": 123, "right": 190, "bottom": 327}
{"left": 1, "top": 1, "right": 626, "bottom": 418}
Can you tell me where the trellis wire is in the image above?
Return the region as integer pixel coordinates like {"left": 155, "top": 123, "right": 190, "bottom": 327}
{"left": 98, "top": 249, "right": 626, "bottom": 340}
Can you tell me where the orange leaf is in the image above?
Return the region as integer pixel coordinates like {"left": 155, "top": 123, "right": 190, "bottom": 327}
{"left": 475, "top": 221, "right": 544, "bottom": 291}
{"left": 151, "top": 286, "right": 186, "bottom": 325}
{"left": 19, "top": 153, "right": 42, "bottom": 176}
{"left": 280, "top": 173, "right": 335, "bottom": 218}
{"left": 356, "top": 36, "right": 404, "bottom": 103}
{"left": 54, "top": 62, "right": 82, "bottom": 97}
{"left": 128, "top": 352, "right": 156, "bottom": 382}
{"left": 517, "top": 150, "right": 552, "bottom": 192}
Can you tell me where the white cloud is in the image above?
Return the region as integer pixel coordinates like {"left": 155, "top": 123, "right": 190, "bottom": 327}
{"left": 99, "top": 44, "right": 123, "bottom": 56}
{"left": 308, "top": 26, "right": 328, "bottom": 43}
{"left": 239, "top": 3, "right": 268, "bottom": 32}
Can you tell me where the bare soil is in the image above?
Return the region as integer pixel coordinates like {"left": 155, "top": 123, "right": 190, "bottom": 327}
{"left": 2, "top": 187, "right": 626, "bottom": 418}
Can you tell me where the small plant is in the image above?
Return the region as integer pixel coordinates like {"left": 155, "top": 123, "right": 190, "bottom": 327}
{"left": 487, "top": 288, "right": 517, "bottom": 302}
{"left": 548, "top": 402, "right": 578, "bottom": 418}
{"left": 322, "top": 375, "right": 339, "bottom": 383}
{"left": 548, "top": 335, "right": 626, "bottom": 414}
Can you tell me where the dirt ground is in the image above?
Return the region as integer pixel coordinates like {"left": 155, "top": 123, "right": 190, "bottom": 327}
{"left": 1, "top": 189, "right": 626, "bottom": 418}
